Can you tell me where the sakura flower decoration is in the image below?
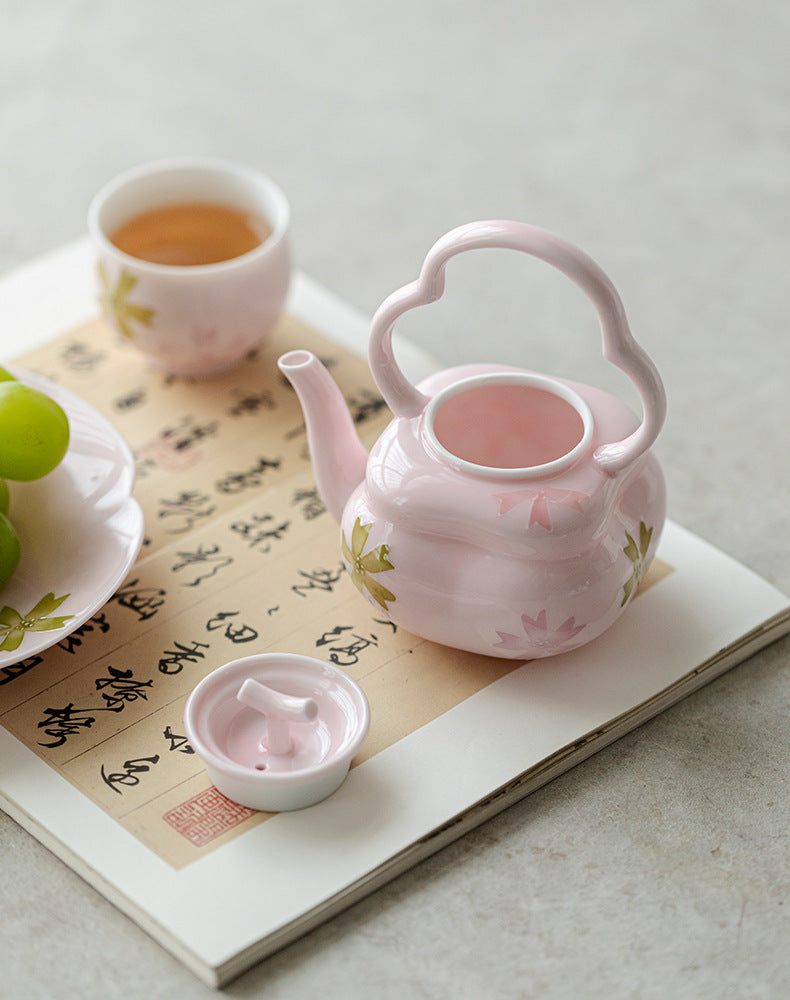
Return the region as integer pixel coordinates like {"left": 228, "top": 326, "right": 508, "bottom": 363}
{"left": 98, "top": 263, "right": 155, "bottom": 341}
{"left": 494, "top": 610, "right": 586, "bottom": 654}
{"left": 342, "top": 517, "right": 396, "bottom": 611}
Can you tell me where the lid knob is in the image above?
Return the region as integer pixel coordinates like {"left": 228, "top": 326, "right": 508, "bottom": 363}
{"left": 237, "top": 677, "right": 319, "bottom": 756}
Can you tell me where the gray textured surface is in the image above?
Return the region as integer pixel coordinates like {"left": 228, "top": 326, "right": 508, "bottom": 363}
{"left": 1, "top": 1, "right": 788, "bottom": 997}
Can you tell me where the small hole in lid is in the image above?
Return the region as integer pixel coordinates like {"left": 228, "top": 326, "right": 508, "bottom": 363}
{"left": 255, "top": 762, "right": 267, "bottom": 771}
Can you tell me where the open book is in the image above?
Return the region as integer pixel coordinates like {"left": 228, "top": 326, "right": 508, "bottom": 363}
{"left": 1, "top": 241, "right": 788, "bottom": 987}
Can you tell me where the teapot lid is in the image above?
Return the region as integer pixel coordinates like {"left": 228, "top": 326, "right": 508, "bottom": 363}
{"left": 184, "top": 653, "right": 370, "bottom": 812}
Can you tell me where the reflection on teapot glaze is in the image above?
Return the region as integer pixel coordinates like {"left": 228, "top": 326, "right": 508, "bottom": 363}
{"left": 280, "top": 221, "right": 668, "bottom": 660}
{"left": 493, "top": 487, "right": 589, "bottom": 529}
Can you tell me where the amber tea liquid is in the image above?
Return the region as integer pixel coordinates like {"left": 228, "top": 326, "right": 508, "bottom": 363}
{"left": 110, "top": 201, "right": 272, "bottom": 266}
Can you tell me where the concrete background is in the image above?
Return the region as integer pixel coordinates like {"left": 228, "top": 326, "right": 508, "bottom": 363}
{"left": 1, "top": 1, "right": 788, "bottom": 997}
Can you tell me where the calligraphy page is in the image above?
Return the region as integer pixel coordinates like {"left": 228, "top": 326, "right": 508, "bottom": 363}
{"left": 0, "top": 251, "right": 787, "bottom": 986}
{"left": 0, "top": 311, "right": 540, "bottom": 867}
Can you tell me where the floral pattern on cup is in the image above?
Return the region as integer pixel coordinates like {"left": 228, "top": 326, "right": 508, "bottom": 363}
{"left": 88, "top": 158, "right": 291, "bottom": 377}
{"left": 98, "top": 262, "right": 155, "bottom": 341}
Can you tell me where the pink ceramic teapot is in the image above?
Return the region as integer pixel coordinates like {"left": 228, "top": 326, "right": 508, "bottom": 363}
{"left": 279, "top": 221, "right": 666, "bottom": 659}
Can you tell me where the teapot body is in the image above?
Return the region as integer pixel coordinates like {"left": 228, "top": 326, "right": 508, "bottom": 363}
{"left": 280, "top": 221, "right": 669, "bottom": 661}
{"left": 339, "top": 364, "right": 665, "bottom": 659}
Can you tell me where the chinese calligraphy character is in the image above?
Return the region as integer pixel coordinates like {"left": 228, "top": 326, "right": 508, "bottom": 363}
{"left": 291, "top": 487, "right": 326, "bottom": 520}
{"left": 171, "top": 545, "right": 233, "bottom": 587}
{"left": 227, "top": 389, "right": 275, "bottom": 417}
{"left": 60, "top": 340, "right": 106, "bottom": 373}
{"left": 315, "top": 625, "right": 379, "bottom": 667}
{"left": 57, "top": 612, "right": 111, "bottom": 654}
{"left": 348, "top": 388, "right": 388, "bottom": 424}
{"left": 215, "top": 456, "right": 281, "bottom": 494}
{"left": 229, "top": 513, "right": 290, "bottom": 553}
{"left": 316, "top": 625, "right": 353, "bottom": 645}
{"left": 372, "top": 617, "right": 398, "bottom": 634}
{"left": 35, "top": 670, "right": 148, "bottom": 748}
{"left": 135, "top": 455, "right": 156, "bottom": 479}
{"left": 94, "top": 665, "right": 153, "bottom": 710}
{"left": 0, "top": 655, "right": 43, "bottom": 687}
{"left": 36, "top": 702, "right": 118, "bottom": 749}
{"left": 139, "top": 417, "right": 219, "bottom": 470}
{"left": 110, "top": 579, "right": 166, "bottom": 621}
{"left": 292, "top": 564, "right": 345, "bottom": 598}
{"left": 205, "top": 611, "right": 259, "bottom": 644}
{"left": 163, "top": 726, "right": 194, "bottom": 754}
{"left": 114, "top": 387, "right": 147, "bottom": 411}
{"left": 158, "top": 640, "right": 210, "bottom": 675}
{"left": 100, "top": 756, "right": 160, "bottom": 795}
{"left": 157, "top": 491, "right": 216, "bottom": 534}
{"left": 138, "top": 417, "right": 219, "bottom": 472}
{"left": 162, "top": 416, "right": 219, "bottom": 451}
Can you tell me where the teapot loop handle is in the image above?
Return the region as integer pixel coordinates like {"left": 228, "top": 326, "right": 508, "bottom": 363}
{"left": 367, "top": 220, "right": 666, "bottom": 475}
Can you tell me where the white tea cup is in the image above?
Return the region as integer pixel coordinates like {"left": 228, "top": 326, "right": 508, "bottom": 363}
{"left": 88, "top": 157, "right": 291, "bottom": 377}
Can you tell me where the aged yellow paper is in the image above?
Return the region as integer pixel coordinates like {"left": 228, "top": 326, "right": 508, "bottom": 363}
{"left": 0, "top": 317, "right": 520, "bottom": 867}
{"left": 0, "top": 315, "right": 669, "bottom": 868}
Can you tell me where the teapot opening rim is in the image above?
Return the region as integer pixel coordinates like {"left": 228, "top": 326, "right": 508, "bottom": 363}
{"left": 423, "top": 372, "right": 593, "bottom": 480}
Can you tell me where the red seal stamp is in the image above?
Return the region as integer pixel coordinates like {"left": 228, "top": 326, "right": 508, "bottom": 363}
{"left": 163, "top": 786, "right": 256, "bottom": 846}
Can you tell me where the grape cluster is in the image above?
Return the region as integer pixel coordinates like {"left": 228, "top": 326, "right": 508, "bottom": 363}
{"left": 0, "top": 367, "right": 70, "bottom": 588}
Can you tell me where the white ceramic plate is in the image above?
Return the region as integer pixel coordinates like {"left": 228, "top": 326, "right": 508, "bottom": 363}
{"left": 0, "top": 368, "right": 144, "bottom": 665}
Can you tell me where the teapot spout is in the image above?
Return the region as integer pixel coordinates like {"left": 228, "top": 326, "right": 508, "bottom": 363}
{"left": 278, "top": 350, "right": 368, "bottom": 523}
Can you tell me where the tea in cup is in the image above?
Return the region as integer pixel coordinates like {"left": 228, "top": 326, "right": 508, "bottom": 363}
{"left": 88, "top": 157, "right": 291, "bottom": 376}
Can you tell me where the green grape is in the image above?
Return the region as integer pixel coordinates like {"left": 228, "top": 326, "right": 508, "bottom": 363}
{"left": 0, "top": 367, "right": 17, "bottom": 382}
{"left": 0, "top": 479, "right": 8, "bottom": 515}
{"left": 0, "top": 382, "right": 70, "bottom": 481}
{"left": 0, "top": 512, "right": 20, "bottom": 589}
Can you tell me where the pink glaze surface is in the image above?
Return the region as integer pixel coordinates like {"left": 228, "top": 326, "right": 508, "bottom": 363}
{"left": 279, "top": 220, "right": 667, "bottom": 660}
{"left": 431, "top": 380, "right": 587, "bottom": 469}
{"left": 184, "top": 654, "right": 370, "bottom": 811}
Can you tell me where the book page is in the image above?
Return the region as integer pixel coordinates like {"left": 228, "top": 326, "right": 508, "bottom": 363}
{"left": 2, "top": 314, "right": 672, "bottom": 869}
{"left": 2, "top": 261, "right": 787, "bottom": 985}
